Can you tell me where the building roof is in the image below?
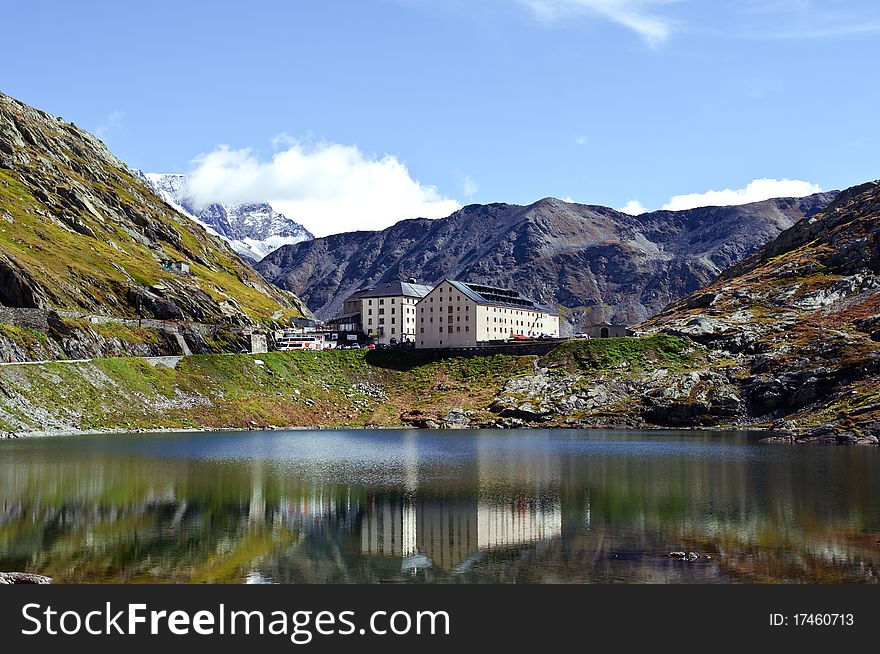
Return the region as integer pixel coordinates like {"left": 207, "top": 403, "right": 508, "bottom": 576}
{"left": 443, "top": 280, "right": 559, "bottom": 315}
{"left": 344, "top": 280, "right": 434, "bottom": 303}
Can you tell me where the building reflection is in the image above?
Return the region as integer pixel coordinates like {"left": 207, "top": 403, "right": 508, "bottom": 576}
{"left": 360, "top": 493, "right": 562, "bottom": 574}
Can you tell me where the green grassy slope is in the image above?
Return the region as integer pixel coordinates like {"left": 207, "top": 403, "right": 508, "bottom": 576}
{"left": 0, "top": 92, "right": 305, "bottom": 324}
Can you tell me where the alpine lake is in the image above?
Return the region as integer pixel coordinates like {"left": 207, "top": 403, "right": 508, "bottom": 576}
{"left": 1, "top": 429, "right": 878, "bottom": 583}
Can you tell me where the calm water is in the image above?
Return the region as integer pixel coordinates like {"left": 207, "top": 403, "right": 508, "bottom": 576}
{"left": 1, "top": 429, "right": 878, "bottom": 584}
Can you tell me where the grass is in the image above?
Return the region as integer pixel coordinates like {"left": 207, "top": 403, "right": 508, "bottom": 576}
{"left": 0, "top": 347, "right": 540, "bottom": 433}
{"left": 0, "top": 324, "right": 49, "bottom": 347}
{"left": 540, "top": 334, "right": 699, "bottom": 373}
{"left": 0, "top": 162, "right": 302, "bottom": 323}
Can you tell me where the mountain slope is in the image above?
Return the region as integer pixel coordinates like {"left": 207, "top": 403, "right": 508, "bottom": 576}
{"left": 644, "top": 179, "right": 880, "bottom": 442}
{"left": 0, "top": 92, "right": 306, "bottom": 325}
{"left": 145, "top": 173, "right": 313, "bottom": 261}
{"left": 255, "top": 194, "right": 835, "bottom": 327}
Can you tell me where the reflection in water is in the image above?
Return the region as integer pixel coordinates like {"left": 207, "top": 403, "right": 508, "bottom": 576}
{"left": 0, "top": 429, "right": 878, "bottom": 583}
{"left": 362, "top": 495, "right": 562, "bottom": 575}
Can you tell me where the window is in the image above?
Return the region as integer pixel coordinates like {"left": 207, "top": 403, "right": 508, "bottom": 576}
{"left": 439, "top": 326, "right": 444, "bottom": 332}
{"left": 368, "top": 299, "right": 373, "bottom": 305}
{"left": 391, "top": 328, "right": 395, "bottom": 334}
{"left": 391, "top": 298, "right": 395, "bottom": 304}
{"left": 368, "top": 319, "right": 373, "bottom": 325}
{"left": 379, "top": 308, "right": 385, "bottom": 315}
{"left": 379, "top": 299, "right": 384, "bottom": 305}
{"left": 368, "top": 309, "right": 372, "bottom": 315}
{"left": 421, "top": 317, "right": 424, "bottom": 323}
{"left": 391, "top": 308, "right": 395, "bottom": 314}
{"left": 391, "top": 317, "right": 395, "bottom": 324}
{"left": 420, "top": 328, "right": 424, "bottom": 333}
{"left": 456, "top": 326, "right": 460, "bottom": 332}
{"left": 379, "top": 318, "right": 385, "bottom": 325}
{"left": 465, "top": 326, "right": 469, "bottom": 332}
{"left": 420, "top": 307, "right": 424, "bottom": 313}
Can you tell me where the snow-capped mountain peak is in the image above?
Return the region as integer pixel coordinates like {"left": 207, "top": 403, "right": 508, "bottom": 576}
{"left": 144, "top": 173, "right": 313, "bottom": 261}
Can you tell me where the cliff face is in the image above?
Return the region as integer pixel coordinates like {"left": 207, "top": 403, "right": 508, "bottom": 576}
{"left": 256, "top": 194, "right": 835, "bottom": 328}
{"left": 0, "top": 92, "right": 306, "bottom": 326}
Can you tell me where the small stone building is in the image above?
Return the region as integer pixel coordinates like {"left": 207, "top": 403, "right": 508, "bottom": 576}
{"left": 249, "top": 332, "right": 268, "bottom": 354}
{"left": 585, "top": 322, "right": 633, "bottom": 338}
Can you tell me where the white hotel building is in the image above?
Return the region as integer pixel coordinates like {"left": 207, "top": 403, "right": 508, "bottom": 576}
{"left": 415, "top": 280, "right": 560, "bottom": 349}
{"left": 347, "top": 280, "right": 433, "bottom": 345}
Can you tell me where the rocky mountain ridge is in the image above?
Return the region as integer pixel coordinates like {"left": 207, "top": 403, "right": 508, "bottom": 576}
{"left": 643, "top": 179, "right": 880, "bottom": 442}
{"left": 144, "top": 173, "right": 313, "bottom": 261}
{"left": 469, "top": 180, "right": 880, "bottom": 443}
{"left": 0, "top": 91, "right": 307, "bottom": 359}
{"left": 256, "top": 193, "right": 836, "bottom": 328}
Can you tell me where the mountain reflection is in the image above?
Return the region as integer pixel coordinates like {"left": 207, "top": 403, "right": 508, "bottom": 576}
{"left": 0, "top": 429, "right": 878, "bottom": 583}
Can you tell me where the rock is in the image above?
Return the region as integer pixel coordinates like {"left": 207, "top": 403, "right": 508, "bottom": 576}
{"left": 441, "top": 408, "right": 472, "bottom": 429}
{"left": 0, "top": 572, "right": 51, "bottom": 584}
{"left": 666, "top": 552, "right": 701, "bottom": 561}
{"left": 641, "top": 370, "right": 743, "bottom": 426}
{"left": 686, "top": 292, "right": 718, "bottom": 309}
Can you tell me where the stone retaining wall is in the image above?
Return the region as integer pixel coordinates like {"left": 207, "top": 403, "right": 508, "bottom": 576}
{"left": 409, "top": 339, "right": 566, "bottom": 359}
{"left": 0, "top": 307, "right": 51, "bottom": 330}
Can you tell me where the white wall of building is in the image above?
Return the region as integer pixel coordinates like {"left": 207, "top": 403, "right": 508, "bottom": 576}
{"left": 416, "top": 281, "right": 479, "bottom": 348}
{"left": 416, "top": 281, "right": 560, "bottom": 349}
{"left": 362, "top": 295, "right": 421, "bottom": 344}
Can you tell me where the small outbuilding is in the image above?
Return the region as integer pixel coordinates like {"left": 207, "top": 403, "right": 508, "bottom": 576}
{"left": 249, "top": 332, "right": 268, "bottom": 354}
{"left": 161, "top": 259, "right": 190, "bottom": 275}
{"left": 585, "top": 322, "right": 633, "bottom": 338}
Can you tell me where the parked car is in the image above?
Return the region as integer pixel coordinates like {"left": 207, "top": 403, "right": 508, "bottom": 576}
{"left": 367, "top": 344, "right": 376, "bottom": 349}
{"left": 512, "top": 334, "right": 528, "bottom": 341}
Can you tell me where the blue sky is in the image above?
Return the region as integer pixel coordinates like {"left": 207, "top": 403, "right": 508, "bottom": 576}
{"left": 3, "top": 0, "right": 879, "bottom": 235}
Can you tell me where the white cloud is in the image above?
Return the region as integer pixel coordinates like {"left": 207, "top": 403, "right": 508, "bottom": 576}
{"left": 95, "top": 111, "right": 125, "bottom": 139}
{"left": 661, "top": 178, "right": 822, "bottom": 211}
{"left": 462, "top": 176, "right": 479, "bottom": 197}
{"left": 187, "top": 140, "right": 461, "bottom": 237}
{"left": 573, "top": 135, "right": 589, "bottom": 146}
{"left": 519, "top": 0, "right": 677, "bottom": 46}
{"left": 618, "top": 199, "right": 647, "bottom": 215}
